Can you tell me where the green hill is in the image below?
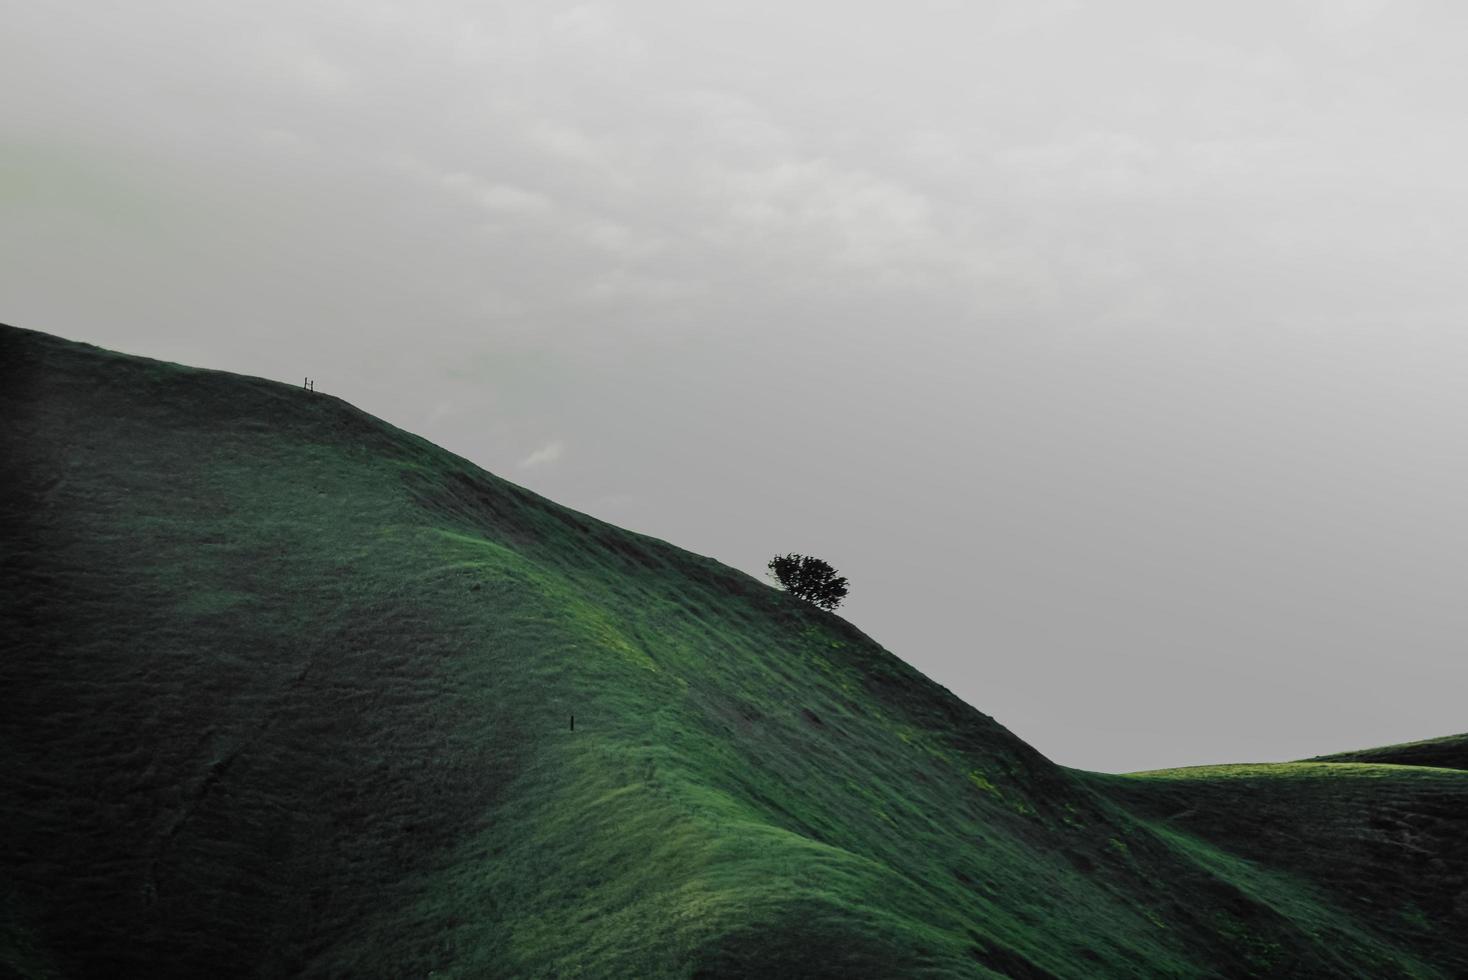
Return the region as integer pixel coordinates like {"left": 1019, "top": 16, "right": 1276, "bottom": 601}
{"left": 1302, "top": 733, "right": 1468, "bottom": 772}
{"left": 3, "top": 323, "right": 1466, "bottom": 979}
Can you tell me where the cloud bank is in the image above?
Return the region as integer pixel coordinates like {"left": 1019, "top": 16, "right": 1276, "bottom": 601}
{"left": 5, "top": 1, "right": 1468, "bottom": 770}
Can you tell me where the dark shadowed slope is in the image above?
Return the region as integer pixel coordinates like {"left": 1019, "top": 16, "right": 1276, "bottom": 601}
{"left": 1089, "top": 762, "right": 1468, "bottom": 976}
{"left": 1303, "top": 733, "right": 1468, "bottom": 772}
{"left": 3, "top": 323, "right": 1466, "bottom": 979}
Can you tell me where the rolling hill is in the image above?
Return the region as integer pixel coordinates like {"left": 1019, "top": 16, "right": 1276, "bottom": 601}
{"left": 1303, "top": 733, "right": 1468, "bottom": 772}
{"left": 3, "top": 322, "right": 1465, "bottom": 978}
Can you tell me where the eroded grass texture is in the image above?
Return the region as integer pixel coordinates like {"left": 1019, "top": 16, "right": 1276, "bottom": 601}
{"left": 4, "top": 323, "right": 1467, "bottom": 978}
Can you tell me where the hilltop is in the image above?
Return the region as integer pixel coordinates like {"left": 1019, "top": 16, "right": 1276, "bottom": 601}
{"left": 1303, "top": 733, "right": 1468, "bottom": 772}
{"left": 3, "top": 323, "right": 1465, "bottom": 978}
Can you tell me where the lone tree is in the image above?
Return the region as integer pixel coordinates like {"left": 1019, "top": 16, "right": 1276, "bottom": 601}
{"left": 767, "top": 553, "right": 849, "bottom": 610}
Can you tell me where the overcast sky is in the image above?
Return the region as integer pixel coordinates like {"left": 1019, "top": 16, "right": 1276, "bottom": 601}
{"left": 6, "top": 1, "right": 1468, "bottom": 772}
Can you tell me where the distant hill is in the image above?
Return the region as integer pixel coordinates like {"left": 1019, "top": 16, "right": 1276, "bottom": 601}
{"left": 3, "top": 323, "right": 1466, "bottom": 978}
{"left": 1303, "top": 733, "right": 1468, "bottom": 772}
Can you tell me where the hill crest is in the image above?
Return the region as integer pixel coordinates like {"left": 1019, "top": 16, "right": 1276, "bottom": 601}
{"left": 3, "top": 322, "right": 1466, "bottom": 978}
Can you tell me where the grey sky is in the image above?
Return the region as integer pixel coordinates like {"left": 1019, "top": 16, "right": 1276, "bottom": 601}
{"left": 5, "top": 1, "right": 1467, "bottom": 771}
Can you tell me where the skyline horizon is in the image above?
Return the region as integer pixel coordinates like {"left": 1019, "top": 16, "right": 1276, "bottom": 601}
{"left": 6, "top": 2, "right": 1467, "bottom": 772}
{"left": 8, "top": 316, "right": 1456, "bottom": 775}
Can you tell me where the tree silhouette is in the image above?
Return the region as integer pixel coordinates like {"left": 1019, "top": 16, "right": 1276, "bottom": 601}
{"left": 767, "top": 553, "right": 848, "bottom": 610}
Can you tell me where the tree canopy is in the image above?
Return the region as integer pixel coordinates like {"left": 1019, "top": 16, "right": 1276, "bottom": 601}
{"left": 767, "top": 553, "right": 848, "bottom": 610}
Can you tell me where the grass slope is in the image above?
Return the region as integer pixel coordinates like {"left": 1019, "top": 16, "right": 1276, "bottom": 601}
{"left": 3, "top": 323, "right": 1466, "bottom": 979}
{"left": 1090, "top": 763, "right": 1468, "bottom": 976}
{"left": 1303, "top": 733, "right": 1468, "bottom": 772}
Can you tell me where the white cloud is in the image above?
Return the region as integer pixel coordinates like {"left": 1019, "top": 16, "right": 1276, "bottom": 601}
{"left": 440, "top": 173, "right": 552, "bottom": 215}
{"left": 1299, "top": 0, "right": 1396, "bottom": 38}
{"left": 518, "top": 440, "right": 565, "bottom": 469}
{"left": 708, "top": 159, "right": 941, "bottom": 274}
{"left": 550, "top": 4, "right": 648, "bottom": 65}
{"left": 12, "top": 0, "right": 1468, "bottom": 773}
{"left": 996, "top": 131, "right": 1160, "bottom": 198}
{"left": 580, "top": 269, "right": 694, "bottom": 308}
{"left": 574, "top": 218, "right": 661, "bottom": 259}
{"left": 670, "top": 90, "right": 792, "bottom": 158}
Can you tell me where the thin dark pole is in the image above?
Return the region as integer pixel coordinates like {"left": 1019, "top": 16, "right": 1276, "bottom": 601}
{"left": 570, "top": 714, "right": 575, "bottom": 732}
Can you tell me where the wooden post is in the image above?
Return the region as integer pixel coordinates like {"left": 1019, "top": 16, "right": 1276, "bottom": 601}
{"left": 570, "top": 714, "right": 575, "bottom": 732}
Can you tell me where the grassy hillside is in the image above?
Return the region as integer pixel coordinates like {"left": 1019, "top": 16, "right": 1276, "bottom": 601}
{"left": 1303, "top": 733, "right": 1468, "bottom": 771}
{"left": 1089, "top": 762, "right": 1468, "bottom": 976}
{"left": 3, "top": 323, "right": 1466, "bottom": 979}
